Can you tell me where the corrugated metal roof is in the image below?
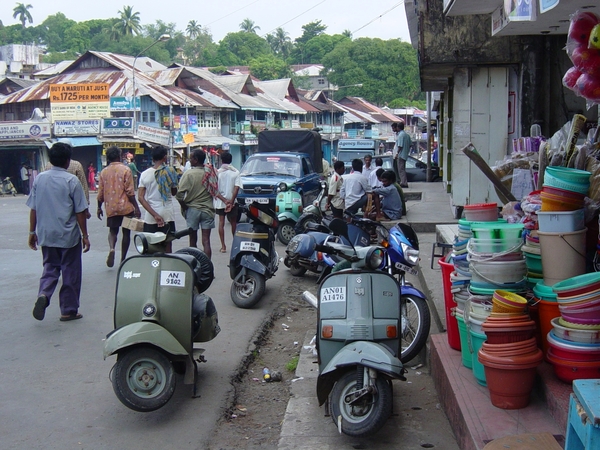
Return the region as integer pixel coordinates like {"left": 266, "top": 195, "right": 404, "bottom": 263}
{"left": 340, "top": 97, "right": 400, "bottom": 122}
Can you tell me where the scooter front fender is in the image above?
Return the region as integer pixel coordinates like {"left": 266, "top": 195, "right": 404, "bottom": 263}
{"left": 401, "top": 284, "right": 427, "bottom": 301}
{"left": 316, "top": 341, "right": 405, "bottom": 405}
{"left": 277, "top": 212, "right": 297, "bottom": 222}
{"left": 239, "top": 253, "right": 267, "bottom": 276}
{"left": 103, "top": 322, "right": 188, "bottom": 359}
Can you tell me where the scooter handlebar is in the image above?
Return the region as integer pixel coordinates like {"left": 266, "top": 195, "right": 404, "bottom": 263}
{"left": 173, "top": 228, "right": 193, "bottom": 240}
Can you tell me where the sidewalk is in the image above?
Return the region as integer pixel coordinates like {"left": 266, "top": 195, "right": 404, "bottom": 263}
{"left": 278, "top": 182, "right": 569, "bottom": 450}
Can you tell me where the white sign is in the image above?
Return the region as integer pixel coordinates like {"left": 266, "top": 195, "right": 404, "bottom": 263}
{"left": 160, "top": 270, "right": 186, "bottom": 287}
{"left": 137, "top": 124, "right": 170, "bottom": 145}
{"left": 245, "top": 198, "right": 269, "bottom": 204}
{"left": 320, "top": 286, "right": 346, "bottom": 303}
{"left": 338, "top": 139, "right": 376, "bottom": 149}
{"left": 54, "top": 120, "right": 101, "bottom": 136}
{"left": 240, "top": 241, "right": 260, "bottom": 252}
{"left": 0, "top": 122, "right": 52, "bottom": 140}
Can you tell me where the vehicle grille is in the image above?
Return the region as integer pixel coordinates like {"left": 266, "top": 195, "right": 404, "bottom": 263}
{"left": 243, "top": 187, "right": 274, "bottom": 194}
{"left": 351, "top": 325, "right": 369, "bottom": 339}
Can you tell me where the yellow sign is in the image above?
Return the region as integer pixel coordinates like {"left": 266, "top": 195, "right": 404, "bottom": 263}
{"left": 49, "top": 83, "right": 110, "bottom": 121}
{"left": 102, "top": 142, "right": 142, "bottom": 150}
{"left": 183, "top": 133, "right": 195, "bottom": 144}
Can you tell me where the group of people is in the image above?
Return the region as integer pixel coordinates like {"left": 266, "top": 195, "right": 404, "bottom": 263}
{"left": 27, "top": 142, "right": 241, "bottom": 323}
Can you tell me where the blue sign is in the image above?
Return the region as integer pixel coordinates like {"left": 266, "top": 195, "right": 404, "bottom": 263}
{"left": 110, "top": 97, "right": 140, "bottom": 111}
{"left": 101, "top": 118, "right": 134, "bottom": 135}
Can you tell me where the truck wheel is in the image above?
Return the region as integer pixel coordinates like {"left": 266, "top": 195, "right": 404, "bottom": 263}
{"left": 328, "top": 368, "right": 393, "bottom": 437}
{"left": 112, "top": 347, "right": 176, "bottom": 412}
{"left": 400, "top": 295, "right": 431, "bottom": 363}
{"left": 277, "top": 221, "right": 296, "bottom": 245}
{"left": 230, "top": 269, "right": 265, "bottom": 308}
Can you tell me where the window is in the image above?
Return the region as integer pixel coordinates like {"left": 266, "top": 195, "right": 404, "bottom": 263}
{"left": 318, "top": 78, "right": 325, "bottom": 85}
{"left": 141, "top": 111, "right": 156, "bottom": 123}
{"left": 195, "top": 111, "right": 220, "bottom": 129}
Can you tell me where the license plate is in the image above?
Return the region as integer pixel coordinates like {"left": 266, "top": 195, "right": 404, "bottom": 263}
{"left": 395, "top": 262, "right": 418, "bottom": 275}
{"left": 240, "top": 241, "right": 260, "bottom": 252}
{"left": 245, "top": 197, "right": 270, "bottom": 204}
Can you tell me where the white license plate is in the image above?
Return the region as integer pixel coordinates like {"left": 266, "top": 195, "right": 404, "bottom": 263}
{"left": 160, "top": 270, "right": 186, "bottom": 287}
{"left": 245, "top": 197, "right": 270, "bottom": 204}
{"left": 240, "top": 241, "right": 260, "bottom": 252}
{"left": 395, "top": 262, "right": 418, "bottom": 275}
{"left": 320, "top": 286, "right": 346, "bottom": 303}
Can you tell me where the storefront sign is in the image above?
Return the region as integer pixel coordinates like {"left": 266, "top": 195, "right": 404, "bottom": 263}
{"left": 102, "top": 142, "right": 143, "bottom": 155}
{"left": 137, "top": 124, "right": 170, "bottom": 146}
{"left": 110, "top": 96, "right": 140, "bottom": 111}
{"left": 49, "top": 83, "right": 110, "bottom": 121}
{"left": 101, "top": 118, "right": 134, "bottom": 135}
{"left": 54, "top": 120, "right": 101, "bottom": 136}
{"left": 0, "top": 121, "right": 52, "bottom": 140}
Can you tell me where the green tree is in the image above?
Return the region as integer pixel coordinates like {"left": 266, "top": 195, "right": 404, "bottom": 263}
{"left": 114, "top": 5, "right": 142, "bottom": 37}
{"left": 210, "top": 31, "right": 270, "bottom": 66}
{"left": 249, "top": 54, "right": 291, "bottom": 80}
{"left": 12, "top": 3, "right": 33, "bottom": 28}
{"left": 40, "top": 13, "right": 77, "bottom": 52}
{"left": 301, "top": 34, "right": 348, "bottom": 64}
{"left": 186, "top": 20, "right": 201, "bottom": 39}
{"left": 290, "top": 20, "right": 328, "bottom": 63}
{"left": 239, "top": 18, "right": 260, "bottom": 33}
{"left": 266, "top": 27, "right": 292, "bottom": 59}
{"left": 321, "top": 37, "right": 421, "bottom": 106}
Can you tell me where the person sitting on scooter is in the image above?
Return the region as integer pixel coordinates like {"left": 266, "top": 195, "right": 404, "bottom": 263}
{"left": 340, "top": 159, "right": 371, "bottom": 216}
{"left": 326, "top": 160, "right": 345, "bottom": 219}
{"left": 372, "top": 170, "right": 403, "bottom": 221}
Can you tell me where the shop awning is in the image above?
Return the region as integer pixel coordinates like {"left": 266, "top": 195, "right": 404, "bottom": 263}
{"left": 45, "top": 137, "right": 102, "bottom": 148}
{"left": 195, "top": 136, "right": 242, "bottom": 146}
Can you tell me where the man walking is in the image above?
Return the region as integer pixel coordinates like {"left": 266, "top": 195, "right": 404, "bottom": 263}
{"left": 394, "top": 122, "right": 412, "bottom": 188}
{"left": 213, "top": 152, "right": 241, "bottom": 253}
{"left": 340, "top": 159, "right": 372, "bottom": 216}
{"left": 27, "top": 142, "right": 90, "bottom": 322}
{"left": 97, "top": 146, "right": 141, "bottom": 267}
{"left": 326, "top": 160, "right": 345, "bottom": 219}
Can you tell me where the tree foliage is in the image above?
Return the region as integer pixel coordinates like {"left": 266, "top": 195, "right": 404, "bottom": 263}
{"left": 12, "top": 3, "right": 33, "bottom": 28}
{"left": 249, "top": 54, "right": 291, "bottom": 80}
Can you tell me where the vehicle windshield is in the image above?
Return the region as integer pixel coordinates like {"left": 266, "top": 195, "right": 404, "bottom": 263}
{"left": 241, "top": 155, "right": 301, "bottom": 177}
{"left": 337, "top": 151, "right": 373, "bottom": 162}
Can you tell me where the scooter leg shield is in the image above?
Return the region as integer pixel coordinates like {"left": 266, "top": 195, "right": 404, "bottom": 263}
{"left": 239, "top": 254, "right": 268, "bottom": 276}
{"left": 316, "top": 341, "right": 405, "bottom": 405}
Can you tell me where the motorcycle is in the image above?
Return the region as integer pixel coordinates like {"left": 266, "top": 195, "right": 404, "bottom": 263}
{"left": 293, "top": 180, "right": 328, "bottom": 236}
{"left": 291, "top": 218, "right": 406, "bottom": 437}
{"left": 1, "top": 177, "right": 17, "bottom": 196}
{"left": 103, "top": 228, "right": 219, "bottom": 412}
{"left": 229, "top": 202, "right": 279, "bottom": 308}
{"left": 275, "top": 182, "right": 304, "bottom": 245}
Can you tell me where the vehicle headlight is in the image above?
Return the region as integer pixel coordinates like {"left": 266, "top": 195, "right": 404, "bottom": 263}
{"left": 278, "top": 182, "right": 288, "bottom": 192}
{"left": 134, "top": 233, "right": 148, "bottom": 254}
{"left": 366, "top": 247, "right": 386, "bottom": 270}
{"left": 401, "top": 242, "right": 419, "bottom": 265}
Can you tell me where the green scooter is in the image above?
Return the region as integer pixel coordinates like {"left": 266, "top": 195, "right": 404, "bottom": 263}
{"left": 103, "top": 228, "right": 219, "bottom": 412}
{"left": 275, "top": 181, "right": 304, "bottom": 245}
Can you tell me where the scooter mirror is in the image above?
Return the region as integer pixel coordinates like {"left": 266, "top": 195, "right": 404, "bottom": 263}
{"left": 329, "top": 218, "right": 349, "bottom": 240}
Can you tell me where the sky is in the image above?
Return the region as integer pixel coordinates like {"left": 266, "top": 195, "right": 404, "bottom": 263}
{"left": 2, "top": 0, "right": 412, "bottom": 43}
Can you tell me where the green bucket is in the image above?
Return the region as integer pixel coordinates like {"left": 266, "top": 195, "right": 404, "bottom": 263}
{"left": 456, "top": 312, "right": 472, "bottom": 369}
{"left": 470, "top": 329, "right": 487, "bottom": 386}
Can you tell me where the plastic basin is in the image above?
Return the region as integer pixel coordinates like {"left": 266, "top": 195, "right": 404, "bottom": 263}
{"left": 552, "top": 272, "right": 600, "bottom": 296}
{"left": 550, "top": 317, "right": 600, "bottom": 344}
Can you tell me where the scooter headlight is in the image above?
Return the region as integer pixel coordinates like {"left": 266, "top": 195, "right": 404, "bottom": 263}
{"left": 401, "top": 242, "right": 419, "bottom": 265}
{"left": 366, "top": 247, "right": 386, "bottom": 270}
{"left": 277, "top": 182, "right": 288, "bottom": 192}
{"left": 134, "top": 233, "right": 148, "bottom": 254}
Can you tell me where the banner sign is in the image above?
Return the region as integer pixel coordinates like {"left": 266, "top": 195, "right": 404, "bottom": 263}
{"left": 49, "top": 83, "right": 110, "bottom": 121}
{"left": 54, "top": 120, "right": 101, "bottom": 136}
{"left": 110, "top": 96, "right": 140, "bottom": 111}
{"left": 0, "top": 122, "right": 52, "bottom": 140}
{"left": 101, "top": 118, "right": 134, "bottom": 136}
{"left": 102, "top": 142, "right": 142, "bottom": 151}
{"left": 137, "top": 124, "right": 170, "bottom": 145}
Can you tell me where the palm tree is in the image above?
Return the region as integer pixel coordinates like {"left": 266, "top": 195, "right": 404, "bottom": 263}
{"left": 12, "top": 3, "right": 33, "bottom": 28}
{"left": 342, "top": 29, "right": 352, "bottom": 39}
{"left": 186, "top": 20, "right": 201, "bottom": 39}
{"left": 239, "top": 18, "right": 260, "bottom": 34}
{"left": 116, "top": 5, "right": 142, "bottom": 36}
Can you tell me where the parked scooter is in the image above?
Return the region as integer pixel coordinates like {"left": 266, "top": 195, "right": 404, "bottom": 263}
{"left": 1, "top": 177, "right": 17, "bottom": 196}
{"left": 275, "top": 182, "right": 304, "bottom": 245}
{"left": 103, "top": 228, "right": 219, "bottom": 412}
{"left": 291, "top": 219, "right": 406, "bottom": 437}
{"left": 229, "top": 202, "right": 279, "bottom": 308}
{"left": 293, "top": 180, "right": 328, "bottom": 235}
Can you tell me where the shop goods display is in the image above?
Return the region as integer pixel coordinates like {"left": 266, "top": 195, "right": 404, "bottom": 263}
{"left": 463, "top": 203, "right": 498, "bottom": 222}
{"left": 546, "top": 330, "right": 600, "bottom": 383}
{"left": 553, "top": 273, "right": 600, "bottom": 325}
{"left": 533, "top": 282, "right": 560, "bottom": 361}
{"left": 538, "top": 228, "right": 587, "bottom": 286}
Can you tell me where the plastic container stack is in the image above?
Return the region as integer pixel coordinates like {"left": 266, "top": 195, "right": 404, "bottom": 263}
{"left": 546, "top": 273, "right": 600, "bottom": 383}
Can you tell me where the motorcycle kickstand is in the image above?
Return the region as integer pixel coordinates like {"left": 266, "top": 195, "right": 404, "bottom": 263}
{"left": 192, "top": 359, "right": 200, "bottom": 398}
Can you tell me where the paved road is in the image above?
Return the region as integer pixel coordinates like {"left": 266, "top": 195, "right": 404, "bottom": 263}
{"left": 0, "top": 192, "right": 290, "bottom": 450}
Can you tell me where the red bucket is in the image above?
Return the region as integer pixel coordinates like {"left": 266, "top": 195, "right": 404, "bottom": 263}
{"left": 439, "top": 255, "right": 461, "bottom": 351}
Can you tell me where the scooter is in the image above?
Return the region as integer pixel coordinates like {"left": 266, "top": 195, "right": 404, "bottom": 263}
{"left": 1, "top": 177, "right": 17, "bottom": 196}
{"left": 290, "top": 219, "right": 406, "bottom": 437}
{"left": 229, "top": 202, "right": 279, "bottom": 308}
{"left": 275, "top": 182, "right": 304, "bottom": 245}
{"left": 293, "top": 180, "right": 328, "bottom": 236}
{"left": 103, "top": 228, "right": 219, "bottom": 412}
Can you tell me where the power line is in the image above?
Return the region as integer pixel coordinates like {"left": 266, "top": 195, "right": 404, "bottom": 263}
{"left": 351, "top": 1, "right": 404, "bottom": 35}
{"left": 205, "top": 0, "right": 263, "bottom": 27}
{"left": 263, "top": 0, "right": 327, "bottom": 37}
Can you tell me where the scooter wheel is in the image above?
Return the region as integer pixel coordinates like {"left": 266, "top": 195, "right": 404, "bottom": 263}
{"left": 288, "top": 263, "right": 307, "bottom": 277}
{"left": 400, "top": 294, "right": 431, "bottom": 363}
{"left": 175, "top": 247, "right": 214, "bottom": 293}
{"left": 230, "top": 269, "right": 265, "bottom": 308}
{"left": 112, "top": 346, "right": 176, "bottom": 412}
{"left": 328, "top": 368, "right": 393, "bottom": 437}
{"left": 277, "top": 221, "right": 296, "bottom": 246}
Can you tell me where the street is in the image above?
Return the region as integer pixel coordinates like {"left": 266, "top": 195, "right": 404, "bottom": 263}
{"left": 0, "top": 192, "right": 292, "bottom": 450}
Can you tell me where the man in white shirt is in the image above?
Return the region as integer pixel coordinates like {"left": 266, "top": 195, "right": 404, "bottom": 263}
{"left": 340, "top": 159, "right": 372, "bottom": 216}
{"left": 369, "top": 157, "right": 384, "bottom": 188}
{"left": 326, "top": 161, "right": 345, "bottom": 218}
{"left": 214, "top": 152, "right": 242, "bottom": 253}
{"left": 362, "top": 155, "right": 375, "bottom": 180}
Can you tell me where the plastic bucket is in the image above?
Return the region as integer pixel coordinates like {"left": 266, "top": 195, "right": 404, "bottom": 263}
{"left": 538, "top": 228, "right": 587, "bottom": 286}
{"left": 469, "top": 259, "right": 526, "bottom": 286}
{"left": 439, "top": 256, "right": 461, "bottom": 351}
{"left": 538, "top": 299, "right": 561, "bottom": 361}
{"left": 470, "top": 329, "right": 487, "bottom": 386}
{"left": 456, "top": 312, "right": 473, "bottom": 368}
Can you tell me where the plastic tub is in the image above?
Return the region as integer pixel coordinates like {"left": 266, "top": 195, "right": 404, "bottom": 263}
{"left": 470, "top": 223, "right": 524, "bottom": 240}
{"left": 537, "top": 209, "right": 585, "bottom": 232}
{"left": 545, "top": 166, "right": 591, "bottom": 184}
{"left": 550, "top": 317, "right": 600, "bottom": 344}
{"left": 546, "top": 330, "right": 600, "bottom": 360}
{"left": 552, "top": 272, "right": 600, "bottom": 297}
{"left": 540, "top": 192, "right": 584, "bottom": 211}
{"left": 523, "top": 252, "right": 542, "bottom": 273}
{"left": 543, "top": 171, "right": 590, "bottom": 195}
{"left": 456, "top": 312, "right": 472, "bottom": 368}
{"left": 467, "top": 238, "right": 523, "bottom": 255}
{"left": 559, "top": 303, "right": 600, "bottom": 325}
{"left": 538, "top": 228, "right": 587, "bottom": 286}
{"left": 533, "top": 282, "right": 558, "bottom": 301}
{"left": 546, "top": 349, "right": 600, "bottom": 383}
{"left": 542, "top": 185, "right": 586, "bottom": 201}
{"left": 464, "top": 203, "right": 498, "bottom": 222}
{"left": 469, "top": 259, "right": 526, "bottom": 286}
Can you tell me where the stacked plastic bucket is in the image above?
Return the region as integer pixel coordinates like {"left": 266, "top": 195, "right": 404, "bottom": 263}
{"left": 545, "top": 273, "right": 600, "bottom": 382}
{"left": 538, "top": 166, "right": 590, "bottom": 285}
{"left": 478, "top": 291, "right": 543, "bottom": 409}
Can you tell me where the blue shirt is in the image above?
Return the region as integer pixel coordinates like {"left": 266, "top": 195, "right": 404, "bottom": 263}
{"left": 26, "top": 167, "right": 88, "bottom": 248}
{"left": 373, "top": 184, "right": 403, "bottom": 220}
{"left": 397, "top": 130, "right": 412, "bottom": 160}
